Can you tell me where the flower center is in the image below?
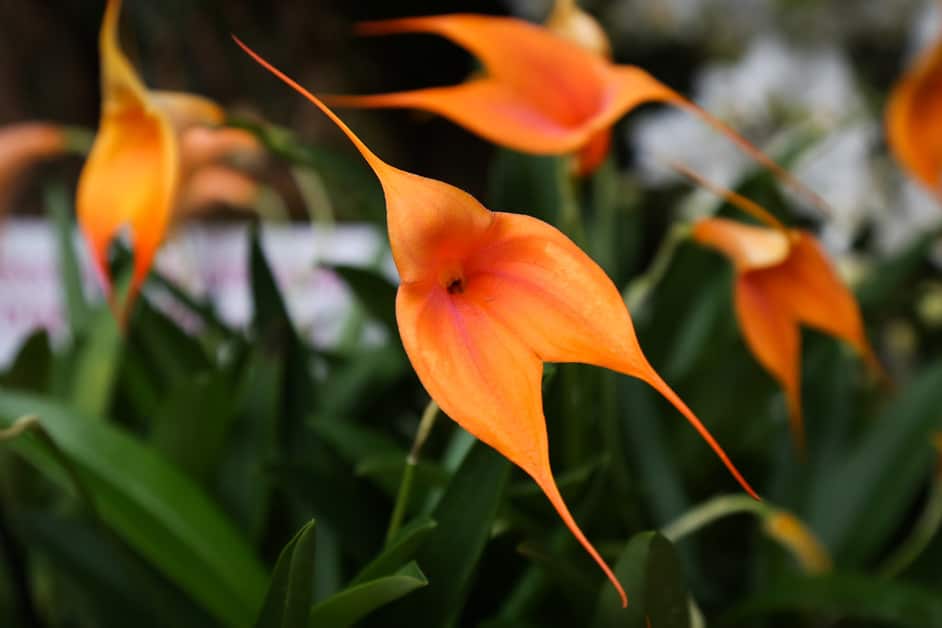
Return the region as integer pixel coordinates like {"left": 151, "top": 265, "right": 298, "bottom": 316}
{"left": 446, "top": 276, "right": 465, "bottom": 294}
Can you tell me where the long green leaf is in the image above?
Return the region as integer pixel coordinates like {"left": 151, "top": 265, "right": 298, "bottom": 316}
{"left": 593, "top": 531, "right": 689, "bottom": 628}
{"left": 723, "top": 572, "right": 942, "bottom": 627}
{"left": 367, "top": 440, "right": 511, "bottom": 627}
{"left": 308, "top": 562, "right": 427, "bottom": 628}
{"left": 0, "top": 390, "right": 268, "bottom": 627}
{"left": 255, "top": 520, "right": 317, "bottom": 628}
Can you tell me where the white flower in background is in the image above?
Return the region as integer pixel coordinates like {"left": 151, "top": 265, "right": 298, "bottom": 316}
{"left": 876, "top": 180, "right": 941, "bottom": 254}
{"left": 632, "top": 35, "right": 876, "bottom": 252}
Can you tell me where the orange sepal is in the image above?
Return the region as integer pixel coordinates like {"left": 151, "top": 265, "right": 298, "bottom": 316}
{"left": 694, "top": 215, "right": 879, "bottom": 448}
{"left": 886, "top": 36, "right": 942, "bottom": 197}
{"left": 0, "top": 122, "right": 68, "bottom": 214}
{"left": 331, "top": 13, "right": 830, "bottom": 209}
{"left": 77, "top": 0, "right": 179, "bottom": 320}
{"left": 177, "top": 165, "right": 259, "bottom": 217}
{"left": 236, "top": 37, "right": 762, "bottom": 606}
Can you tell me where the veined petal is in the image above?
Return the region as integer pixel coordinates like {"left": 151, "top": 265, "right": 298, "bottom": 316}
{"left": 327, "top": 80, "right": 588, "bottom": 155}
{"left": 734, "top": 274, "right": 803, "bottom": 448}
{"left": 396, "top": 282, "right": 627, "bottom": 606}
{"left": 356, "top": 14, "right": 608, "bottom": 125}
{"left": 886, "top": 36, "right": 942, "bottom": 196}
{"left": 692, "top": 218, "right": 791, "bottom": 272}
{"left": 758, "top": 233, "right": 877, "bottom": 368}
{"left": 464, "top": 212, "right": 758, "bottom": 498}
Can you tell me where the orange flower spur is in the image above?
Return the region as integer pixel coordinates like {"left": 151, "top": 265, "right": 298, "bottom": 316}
{"left": 887, "top": 33, "right": 942, "bottom": 200}
{"left": 325, "top": 12, "right": 830, "bottom": 200}
{"left": 687, "top": 172, "right": 879, "bottom": 450}
{"left": 78, "top": 0, "right": 235, "bottom": 319}
{"left": 235, "top": 38, "right": 760, "bottom": 606}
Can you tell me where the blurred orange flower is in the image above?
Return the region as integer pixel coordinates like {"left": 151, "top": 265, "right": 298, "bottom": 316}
{"left": 237, "top": 37, "right": 759, "bottom": 607}
{"left": 0, "top": 123, "right": 69, "bottom": 217}
{"left": 326, "top": 13, "right": 825, "bottom": 196}
{"left": 693, "top": 214, "right": 878, "bottom": 449}
{"left": 78, "top": 0, "right": 259, "bottom": 320}
{"left": 887, "top": 35, "right": 942, "bottom": 200}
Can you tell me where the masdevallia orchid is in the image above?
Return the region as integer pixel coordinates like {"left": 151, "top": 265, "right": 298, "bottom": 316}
{"left": 235, "top": 38, "right": 759, "bottom": 606}
{"left": 887, "top": 33, "right": 942, "bottom": 200}
{"left": 78, "top": 0, "right": 258, "bottom": 319}
{"left": 688, "top": 175, "right": 878, "bottom": 449}
{"left": 325, "top": 12, "right": 829, "bottom": 197}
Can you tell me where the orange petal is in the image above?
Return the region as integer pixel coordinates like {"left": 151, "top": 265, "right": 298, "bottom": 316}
{"left": 692, "top": 218, "right": 791, "bottom": 272}
{"left": 233, "top": 37, "right": 494, "bottom": 283}
{"left": 886, "top": 36, "right": 942, "bottom": 196}
{"left": 0, "top": 122, "right": 68, "bottom": 212}
{"left": 356, "top": 14, "right": 609, "bottom": 126}
{"left": 734, "top": 274, "right": 803, "bottom": 449}
{"left": 151, "top": 90, "right": 226, "bottom": 131}
{"left": 759, "top": 233, "right": 877, "bottom": 369}
{"left": 178, "top": 166, "right": 259, "bottom": 216}
{"left": 463, "top": 212, "right": 758, "bottom": 499}
{"left": 180, "top": 126, "right": 263, "bottom": 174}
{"left": 396, "top": 280, "right": 627, "bottom": 607}
{"left": 327, "top": 79, "right": 588, "bottom": 155}
{"left": 78, "top": 0, "right": 178, "bottom": 315}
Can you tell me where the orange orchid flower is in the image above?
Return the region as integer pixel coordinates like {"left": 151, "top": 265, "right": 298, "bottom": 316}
{"left": 325, "top": 13, "right": 828, "bottom": 198}
{"left": 0, "top": 122, "right": 69, "bottom": 217}
{"left": 687, "top": 173, "right": 878, "bottom": 449}
{"left": 77, "top": 0, "right": 230, "bottom": 318}
{"left": 886, "top": 34, "right": 942, "bottom": 199}
{"left": 235, "top": 38, "right": 759, "bottom": 606}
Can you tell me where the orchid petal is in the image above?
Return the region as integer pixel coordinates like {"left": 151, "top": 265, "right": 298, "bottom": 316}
{"left": 356, "top": 14, "right": 608, "bottom": 125}
{"left": 77, "top": 0, "right": 177, "bottom": 314}
{"left": 327, "top": 80, "right": 587, "bottom": 155}
{"left": 693, "top": 218, "right": 791, "bottom": 272}
{"left": 466, "top": 212, "right": 758, "bottom": 499}
{"left": 759, "top": 233, "right": 876, "bottom": 367}
{"left": 0, "top": 123, "right": 68, "bottom": 213}
{"left": 734, "top": 274, "right": 803, "bottom": 448}
{"left": 151, "top": 90, "right": 225, "bottom": 131}
{"left": 396, "top": 280, "right": 627, "bottom": 606}
{"left": 178, "top": 166, "right": 259, "bottom": 216}
{"left": 886, "top": 37, "right": 942, "bottom": 196}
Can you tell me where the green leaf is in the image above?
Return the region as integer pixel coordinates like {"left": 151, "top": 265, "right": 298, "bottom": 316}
{"left": 46, "top": 181, "right": 90, "bottom": 334}
{"left": 332, "top": 265, "right": 398, "bottom": 333}
{"left": 367, "top": 440, "right": 511, "bottom": 627}
{"left": 255, "top": 520, "right": 317, "bottom": 628}
{"left": 15, "top": 512, "right": 212, "bottom": 628}
{"left": 593, "top": 532, "right": 690, "bottom": 628}
{"left": 723, "top": 572, "right": 942, "bottom": 627}
{"left": 0, "top": 390, "right": 268, "bottom": 627}
{"left": 308, "top": 562, "right": 428, "bottom": 628}
{"left": 150, "top": 371, "right": 237, "bottom": 483}
{"left": 68, "top": 305, "right": 122, "bottom": 419}
{"left": 350, "top": 515, "right": 437, "bottom": 586}
{"left": 805, "top": 360, "right": 942, "bottom": 564}
{"left": 856, "top": 224, "right": 942, "bottom": 310}
{"left": 0, "top": 331, "right": 52, "bottom": 392}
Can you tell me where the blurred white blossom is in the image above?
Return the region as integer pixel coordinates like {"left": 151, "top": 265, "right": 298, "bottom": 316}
{"left": 632, "top": 35, "right": 876, "bottom": 252}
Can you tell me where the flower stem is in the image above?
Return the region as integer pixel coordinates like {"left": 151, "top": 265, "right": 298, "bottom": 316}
{"left": 556, "top": 157, "right": 587, "bottom": 246}
{"left": 385, "top": 400, "right": 439, "bottom": 545}
{"left": 623, "top": 222, "right": 692, "bottom": 315}
{"left": 879, "top": 462, "right": 942, "bottom": 578}
{"left": 662, "top": 494, "right": 768, "bottom": 541}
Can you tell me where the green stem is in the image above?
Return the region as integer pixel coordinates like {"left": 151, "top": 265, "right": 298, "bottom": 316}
{"left": 556, "top": 158, "right": 586, "bottom": 246}
{"left": 385, "top": 400, "right": 439, "bottom": 545}
{"left": 623, "top": 222, "right": 692, "bottom": 315}
{"left": 879, "top": 466, "right": 942, "bottom": 578}
{"left": 662, "top": 494, "right": 770, "bottom": 542}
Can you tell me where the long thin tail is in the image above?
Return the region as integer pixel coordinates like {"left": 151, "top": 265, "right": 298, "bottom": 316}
{"left": 232, "top": 36, "right": 387, "bottom": 176}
